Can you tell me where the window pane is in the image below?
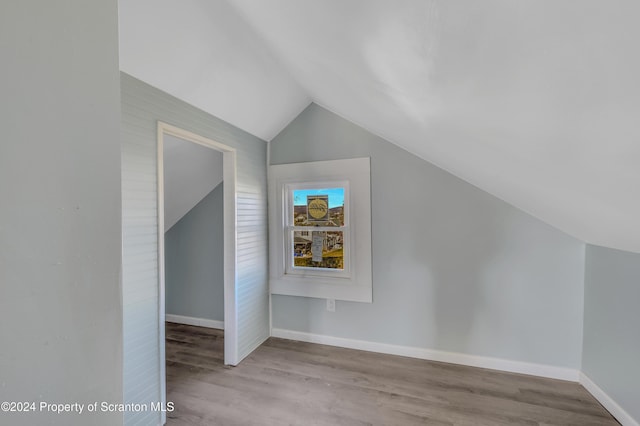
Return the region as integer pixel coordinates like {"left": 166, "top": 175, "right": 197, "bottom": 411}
{"left": 293, "top": 230, "right": 344, "bottom": 270}
{"left": 292, "top": 188, "right": 344, "bottom": 226}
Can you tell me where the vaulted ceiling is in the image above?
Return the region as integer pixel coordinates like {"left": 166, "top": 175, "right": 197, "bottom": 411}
{"left": 119, "top": 0, "right": 640, "bottom": 253}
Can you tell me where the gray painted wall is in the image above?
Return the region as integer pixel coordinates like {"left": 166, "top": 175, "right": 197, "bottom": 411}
{"left": 583, "top": 245, "right": 640, "bottom": 424}
{"left": 0, "top": 1, "right": 123, "bottom": 425}
{"left": 270, "top": 104, "right": 585, "bottom": 369}
{"left": 121, "top": 73, "right": 270, "bottom": 425}
{"left": 166, "top": 183, "right": 224, "bottom": 322}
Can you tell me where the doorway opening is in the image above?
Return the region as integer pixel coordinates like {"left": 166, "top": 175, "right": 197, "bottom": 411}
{"left": 157, "top": 123, "right": 238, "bottom": 422}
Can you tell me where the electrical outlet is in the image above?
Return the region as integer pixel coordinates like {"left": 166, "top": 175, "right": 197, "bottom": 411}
{"left": 326, "top": 298, "right": 336, "bottom": 312}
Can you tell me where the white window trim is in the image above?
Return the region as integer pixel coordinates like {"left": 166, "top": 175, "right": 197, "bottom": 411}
{"left": 269, "top": 157, "right": 372, "bottom": 303}
{"left": 284, "top": 180, "right": 350, "bottom": 279}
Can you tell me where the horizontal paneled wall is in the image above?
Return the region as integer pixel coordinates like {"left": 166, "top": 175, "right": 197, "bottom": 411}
{"left": 121, "top": 73, "right": 269, "bottom": 425}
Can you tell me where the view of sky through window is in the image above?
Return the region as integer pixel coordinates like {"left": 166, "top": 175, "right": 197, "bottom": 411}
{"left": 293, "top": 188, "right": 344, "bottom": 208}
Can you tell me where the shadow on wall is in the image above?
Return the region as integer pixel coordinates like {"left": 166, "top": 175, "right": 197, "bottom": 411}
{"left": 372, "top": 157, "right": 493, "bottom": 355}
{"left": 165, "top": 182, "right": 225, "bottom": 322}
{"left": 381, "top": 160, "right": 582, "bottom": 362}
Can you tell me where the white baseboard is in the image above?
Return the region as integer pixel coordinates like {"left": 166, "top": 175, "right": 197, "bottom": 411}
{"left": 269, "top": 329, "right": 639, "bottom": 424}
{"left": 270, "top": 328, "right": 580, "bottom": 382}
{"left": 166, "top": 314, "right": 224, "bottom": 330}
{"left": 580, "top": 372, "right": 639, "bottom": 426}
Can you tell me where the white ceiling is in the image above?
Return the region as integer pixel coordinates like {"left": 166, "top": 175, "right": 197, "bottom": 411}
{"left": 119, "top": 0, "right": 640, "bottom": 253}
{"left": 163, "top": 135, "right": 223, "bottom": 232}
{"left": 118, "top": 0, "right": 310, "bottom": 140}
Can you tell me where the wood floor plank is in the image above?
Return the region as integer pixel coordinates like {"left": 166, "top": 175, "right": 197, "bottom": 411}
{"left": 165, "top": 323, "right": 619, "bottom": 426}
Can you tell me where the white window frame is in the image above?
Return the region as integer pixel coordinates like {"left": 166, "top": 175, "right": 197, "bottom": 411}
{"left": 269, "top": 157, "right": 372, "bottom": 303}
{"left": 284, "top": 180, "right": 350, "bottom": 279}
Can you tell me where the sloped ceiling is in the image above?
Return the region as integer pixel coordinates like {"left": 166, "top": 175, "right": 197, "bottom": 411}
{"left": 119, "top": 0, "right": 640, "bottom": 253}
{"left": 118, "top": 0, "right": 310, "bottom": 140}
{"left": 163, "top": 135, "right": 223, "bottom": 232}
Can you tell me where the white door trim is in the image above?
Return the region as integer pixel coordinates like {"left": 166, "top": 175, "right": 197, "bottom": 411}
{"left": 157, "top": 122, "right": 238, "bottom": 422}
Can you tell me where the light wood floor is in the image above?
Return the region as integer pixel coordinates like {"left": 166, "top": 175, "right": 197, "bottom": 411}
{"left": 165, "top": 323, "right": 618, "bottom": 426}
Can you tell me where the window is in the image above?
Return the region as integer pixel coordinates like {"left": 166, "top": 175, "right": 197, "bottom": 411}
{"left": 269, "top": 158, "right": 372, "bottom": 303}
{"left": 286, "top": 185, "right": 348, "bottom": 276}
